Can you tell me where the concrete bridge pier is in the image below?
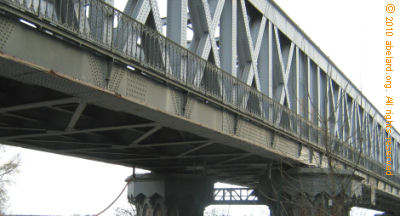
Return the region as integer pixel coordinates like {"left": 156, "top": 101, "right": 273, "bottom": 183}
{"left": 257, "top": 168, "right": 363, "bottom": 216}
{"left": 127, "top": 173, "right": 214, "bottom": 216}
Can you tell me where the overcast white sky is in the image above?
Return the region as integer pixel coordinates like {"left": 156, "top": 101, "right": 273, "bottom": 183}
{"left": 3, "top": 0, "right": 398, "bottom": 215}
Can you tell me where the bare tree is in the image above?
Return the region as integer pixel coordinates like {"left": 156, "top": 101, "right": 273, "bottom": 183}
{"left": 114, "top": 205, "right": 137, "bottom": 216}
{"left": 260, "top": 77, "right": 368, "bottom": 215}
{"left": 0, "top": 145, "right": 20, "bottom": 213}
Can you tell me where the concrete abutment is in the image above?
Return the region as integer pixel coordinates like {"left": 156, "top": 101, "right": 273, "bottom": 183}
{"left": 257, "top": 168, "right": 364, "bottom": 216}
{"left": 127, "top": 173, "right": 214, "bottom": 216}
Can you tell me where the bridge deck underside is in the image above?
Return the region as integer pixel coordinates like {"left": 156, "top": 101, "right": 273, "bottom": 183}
{"left": 0, "top": 55, "right": 277, "bottom": 186}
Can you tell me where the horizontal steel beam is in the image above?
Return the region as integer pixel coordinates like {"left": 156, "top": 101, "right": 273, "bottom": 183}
{"left": 0, "top": 98, "right": 77, "bottom": 113}
{"left": 0, "top": 123, "right": 158, "bottom": 141}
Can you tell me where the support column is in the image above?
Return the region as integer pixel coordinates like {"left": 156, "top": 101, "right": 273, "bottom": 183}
{"left": 127, "top": 173, "right": 214, "bottom": 216}
{"left": 257, "top": 168, "right": 363, "bottom": 216}
{"left": 167, "top": 0, "right": 187, "bottom": 47}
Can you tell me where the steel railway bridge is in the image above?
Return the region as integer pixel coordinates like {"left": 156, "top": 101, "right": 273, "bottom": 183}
{"left": 0, "top": 0, "right": 399, "bottom": 215}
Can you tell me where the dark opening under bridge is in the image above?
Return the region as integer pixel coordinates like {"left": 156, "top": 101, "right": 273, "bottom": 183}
{"left": 0, "top": 0, "right": 399, "bottom": 215}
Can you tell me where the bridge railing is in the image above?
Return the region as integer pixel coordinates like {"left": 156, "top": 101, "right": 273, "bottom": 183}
{"left": 1, "top": 0, "right": 399, "bottom": 184}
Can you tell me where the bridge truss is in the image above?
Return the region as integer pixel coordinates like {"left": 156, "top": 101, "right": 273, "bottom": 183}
{"left": 0, "top": 0, "right": 399, "bottom": 211}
